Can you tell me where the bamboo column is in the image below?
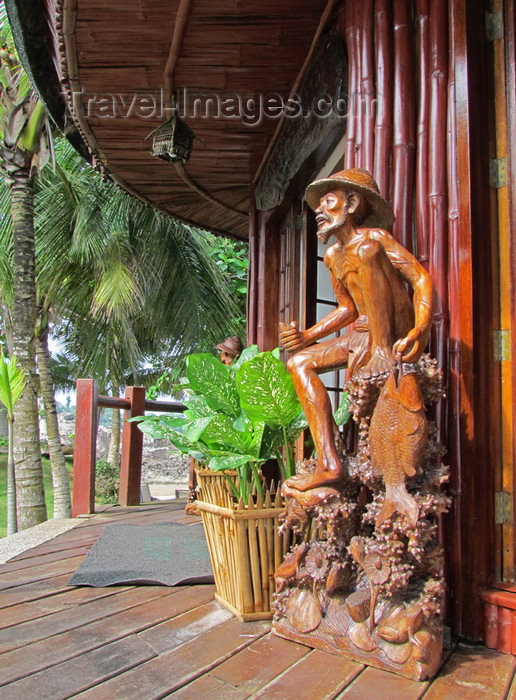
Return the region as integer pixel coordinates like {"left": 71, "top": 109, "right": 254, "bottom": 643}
{"left": 359, "top": 0, "right": 375, "bottom": 173}
{"left": 352, "top": 0, "right": 363, "bottom": 168}
{"left": 427, "top": 0, "right": 449, "bottom": 437}
{"left": 415, "top": 0, "right": 431, "bottom": 263}
{"left": 392, "top": 0, "right": 416, "bottom": 251}
{"left": 373, "top": 0, "right": 393, "bottom": 200}
{"left": 341, "top": 0, "right": 358, "bottom": 169}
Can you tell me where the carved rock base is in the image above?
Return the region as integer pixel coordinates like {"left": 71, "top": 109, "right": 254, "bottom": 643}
{"left": 273, "top": 608, "right": 442, "bottom": 681}
{"left": 272, "top": 358, "right": 449, "bottom": 682}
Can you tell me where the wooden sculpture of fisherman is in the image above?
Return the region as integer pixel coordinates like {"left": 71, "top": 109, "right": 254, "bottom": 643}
{"left": 280, "top": 168, "right": 433, "bottom": 493}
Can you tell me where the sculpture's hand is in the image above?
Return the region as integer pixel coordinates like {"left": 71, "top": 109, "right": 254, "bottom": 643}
{"left": 393, "top": 327, "right": 428, "bottom": 363}
{"left": 280, "top": 321, "right": 309, "bottom": 354}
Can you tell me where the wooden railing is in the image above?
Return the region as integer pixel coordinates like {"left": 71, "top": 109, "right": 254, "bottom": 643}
{"left": 72, "top": 379, "right": 185, "bottom": 517}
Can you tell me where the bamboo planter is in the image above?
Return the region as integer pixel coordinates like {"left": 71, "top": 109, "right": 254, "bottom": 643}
{"left": 195, "top": 468, "right": 290, "bottom": 621}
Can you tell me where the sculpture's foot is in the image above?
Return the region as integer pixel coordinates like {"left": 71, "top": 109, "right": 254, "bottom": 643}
{"left": 360, "top": 347, "right": 394, "bottom": 379}
{"left": 285, "top": 462, "right": 345, "bottom": 492}
{"left": 281, "top": 482, "right": 341, "bottom": 507}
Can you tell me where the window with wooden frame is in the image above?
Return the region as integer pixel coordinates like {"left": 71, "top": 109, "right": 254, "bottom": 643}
{"left": 278, "top": 207, "right": 300, "bottom": 331}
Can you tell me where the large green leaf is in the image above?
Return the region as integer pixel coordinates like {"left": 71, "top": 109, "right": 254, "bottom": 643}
{"left": 259, "top": 423, "right": 284, "bottom": 460}
{"left": 0, "top": 350, "right": 25, "bottom": 418}
{"left": 0, "top": 352, "right": 12, "bottom": 415}
{"left": 135, "top": 418, "right": 178, "bottom": 440}
{"left": 249, "top": 421, "right": 266, "bottom": 459}
{"left": 183, "top": 415, "right": 215, "bottom": 443}
{"left": 183, "top": 394, "right": 215, "bottom": 418}
{"left": 236, "top": 352, "right": 301, "bottom": 428}
{"left": 186, "top": 353, "right": 240, "bottom": 417}
{"left": 200, "top": 414, "right": 251, "bottom": 454}
{"left": 230, "top": 344, "right": 259, "bottom": 372}
{"left": 130, "top": 413, "right": 187, "bottom": 434}
{"left": 156, "top": 414, "right": 189, "bottom": 429}
{"left": 161, "top": 426, "right": 199, "bottom": 455}
{"left": 289, "top": 409, "right": 308, "bottom": 432}
{"left": 208, "top": 453, "right": 256, "bottom": 472}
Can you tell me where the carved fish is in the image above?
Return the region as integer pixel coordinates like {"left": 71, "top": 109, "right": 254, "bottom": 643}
{"left": 377, "top": 603, "right": 424, "bottom": 645}
{"left": 369, "top": 370, "right": 427, "bottom": 527}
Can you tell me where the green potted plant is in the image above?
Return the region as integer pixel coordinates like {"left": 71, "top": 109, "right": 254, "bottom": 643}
{"left": 134, "top": 345, "right": 307, "bottom": 619}
{"left": 135, "top": 346, "right": 307, "bottom": 502}
{"left": 135, "top": 345, "right": 350, "bottom": 620}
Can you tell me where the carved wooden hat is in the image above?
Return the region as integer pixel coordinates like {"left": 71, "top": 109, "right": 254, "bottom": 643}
{"left": 216, "top": 336, "right": 243, "bottom": 357}
{"left": 305, "top": 168, "right": 395, "bottom": 230}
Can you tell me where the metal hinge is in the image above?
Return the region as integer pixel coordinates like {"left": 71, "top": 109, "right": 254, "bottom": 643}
{"left": 493, "top": 329, "right": 511, "bottom": 361}
{"left": 489, "top": 158, "right": 507, "bottom": 188}
{"left": 495, "top": 491, "right": 513, "bottom": 524}
{"left": 486, "top": 11, "right": 503, "bottom": 41}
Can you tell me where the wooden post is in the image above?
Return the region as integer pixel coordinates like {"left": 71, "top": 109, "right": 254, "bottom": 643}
{"left": 72, "top": 379, "right": 98, "bottom": 517}
{"left": 392, "top": 0, "right": 416, "bottom": 252}
{"left": 247, "top": 189, "right": 259, "bottom": 346}
{"left": 119, "top": 386, "right": 146, "bottom": 506}
{"left": 256, "top": 216, "right": 280, "bottom": 351}
{"left": 373, "top": 0, "right": 394, "bottom": 198}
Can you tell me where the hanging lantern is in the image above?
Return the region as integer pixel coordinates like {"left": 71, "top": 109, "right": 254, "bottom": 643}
{"left": 147, "top": 95, "right": 194, "bottom": 163}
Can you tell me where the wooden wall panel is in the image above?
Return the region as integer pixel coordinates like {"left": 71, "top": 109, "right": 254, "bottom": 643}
{"left": 505, "top": 0, "right": 516, "bottom": 581}
{"left": 247, "top": 190, "right": 259, "bottom": 347}
{"left": 255, "top": 213, "right": 281, "bottom": 351}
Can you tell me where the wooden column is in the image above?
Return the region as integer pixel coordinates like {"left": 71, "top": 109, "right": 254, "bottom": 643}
{"left": 359, "top": 0, "right": 375, "bottom": 173}
{"left": 247, "top": 189, "right": 259, "bottom": 346}
{"left": 373, "top": 0, "right": 393, "bottom": 198}
{"left": 427, "top": 0, "right": 449, "bottom": 413}
{"left": 447, "top": 0, "right": 495, "bottom": 640}
{"left": 255, "top": 214, "right": 280, "bottom": 351}
{"left": 119, "top": 386, "right": 145, "bottom": 506}
{"left": 415, "top": 0, "right": 430, "bottom": 263}
{"left": 341, "top": 0, "right": 358, "bottom": 169}
{"left": 72, "top": 379, "right": 97, "bottom": 517}
{"left": 392, "top": 0, "right": 416, "bottom": 251}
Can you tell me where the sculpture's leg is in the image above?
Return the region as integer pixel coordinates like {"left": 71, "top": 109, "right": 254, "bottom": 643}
{"left": 357, "top": 240, "right": 414, "bottom": 375}
{"left": 285, "top": 337, "right": 349, "bottom": 491}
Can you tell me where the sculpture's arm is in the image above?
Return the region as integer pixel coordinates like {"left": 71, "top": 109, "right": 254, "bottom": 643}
{"left": 372, "top": 230, "right": 433, "bottom": 362}
{"left": 280, "top": 269, "right": 358, "bottom": 354}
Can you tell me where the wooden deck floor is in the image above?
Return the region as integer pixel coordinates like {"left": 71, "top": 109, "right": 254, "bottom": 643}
{"left": 0, "top": 501, "right": 515, "bottom": 699}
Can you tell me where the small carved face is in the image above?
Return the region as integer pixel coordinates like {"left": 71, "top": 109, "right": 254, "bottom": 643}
{"left": 315, "top": 189, "right": 349, "bottom": 243}
{"left": 219, "top": 350, "right": 233, "bottom": 366}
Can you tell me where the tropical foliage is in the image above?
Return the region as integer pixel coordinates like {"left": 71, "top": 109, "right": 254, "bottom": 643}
{"left": 34, "top": 138, "right": 244, "bottom": 391}
{"left": 0, "top": 9, "right": 50, "bottom": 528}
{"left": 0, "top": 5, "right": 248, "bottom": 531}
{"left": 210, "top": 237, "right": 248, "bottom": 336}
{"left": 0, "top": 347, "right": 25, "bottom": 533}
{"left": 133, "top": 346, "right": 307, "bottom": 503}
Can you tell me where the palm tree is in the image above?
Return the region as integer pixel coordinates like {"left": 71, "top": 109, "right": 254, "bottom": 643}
{"left": 34, "top": 139, "right": 243, "bottom": 467}
{"left": 0, "top": 17, "right": 50, "bottom": 528}
{"left": 0, "top": 4, "right": 245, "bottom": 526}
{"left": 35, "top": 139, "right": 243, "bottom": 378}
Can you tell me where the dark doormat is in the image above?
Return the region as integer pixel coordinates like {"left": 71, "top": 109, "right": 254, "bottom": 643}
{"left": 69, "top": 521, "right": 214, "bottom": 587}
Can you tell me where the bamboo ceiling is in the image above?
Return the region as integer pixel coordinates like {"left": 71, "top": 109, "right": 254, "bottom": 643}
{"left": 50, "top": 0, "right": 332, "bottom": 238}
